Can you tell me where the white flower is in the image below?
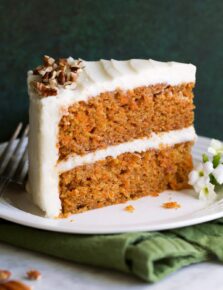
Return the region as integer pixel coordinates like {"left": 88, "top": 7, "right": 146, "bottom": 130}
{"left": 188, "top": 162, "right": 214, "bottom": 191}
{"left": 208, "top": 139, "right": 223, "bottom": 155}
{"left": 189, "top": 170, "right": 209, "bottom": 193}
{"left": 199, "top": 182, "right": 217, "bottom": 202}
{"left": 212, "top": 164, "right": 223, "bottom": 185}
{"left": 194, "top": 176, "right": 210, "bottom": 193}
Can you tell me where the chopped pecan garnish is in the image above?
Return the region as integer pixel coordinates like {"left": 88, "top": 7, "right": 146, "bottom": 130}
{"left": 43, "top": 55, "right": 55, "bottom": 66}
{"left": 32, "top": 81, "right": 57, "bottom": 97}
{"left": 0, "top": 270, "right": 11, "bottom": 282}
{"left": 57, "top": 71, "right": 66, "bottom": 85}
{"left": 58, "top": 58, "right": 68, "bottom": 67}
{"left": 26, "top": 269, "right": 42, "bottom": 281}
{"left": 31, "top": 55, "right": 84, "bottom": 97}
{"left": 70, "top": 72, "right": 77, "bottom": 82}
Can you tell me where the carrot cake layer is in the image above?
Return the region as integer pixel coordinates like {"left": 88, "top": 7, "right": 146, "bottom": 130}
{"left": 60, "top": 142, "right": 193, "bottom": 214}
{"left": 27, "top": 56, "right": 196, "bottom": 217}
{"left": 58, "top": 82, "right": 194, "bottom": 160}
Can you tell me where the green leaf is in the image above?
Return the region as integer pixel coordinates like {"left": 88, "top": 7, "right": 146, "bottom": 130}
{"left": 215, "top": 184, "right": 223, "bottom": 194}
{"left": 202, "top": 154, "right": 209, "bottom": 163}
{"left": 210, "top": 174, "right": 219, "bottom": 186}
{"left": 213, "top": 153, "right": 221, "bottom": 168}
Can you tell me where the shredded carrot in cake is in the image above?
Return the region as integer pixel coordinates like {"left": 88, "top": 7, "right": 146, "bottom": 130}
{"left": 162, "top": 201, "right": 181, "bottom": 209}
{"left": 124, "top": 205, "right": 135, "bottom": 213}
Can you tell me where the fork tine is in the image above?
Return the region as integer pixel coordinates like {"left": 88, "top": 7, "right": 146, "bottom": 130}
{"left": 0, "top": 176, "right": 10, "bottom": 193}
{"left": 14, "top": 145, "right": 28, "bottom": 184}
{"left": 3, "top": 124, "right": 29, "bottom": 179}
{"left": 0, "top": 122, "right": 23, "bottom": 174}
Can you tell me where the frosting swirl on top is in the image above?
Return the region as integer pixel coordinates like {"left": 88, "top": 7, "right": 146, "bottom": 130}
{"left": 28, "top": 57, "right": 196, "bottom": 99}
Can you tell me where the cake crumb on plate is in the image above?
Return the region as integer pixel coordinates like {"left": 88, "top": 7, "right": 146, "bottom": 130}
{"left": 162, "top": 201, "right": 181, "bottom": 209}
{"left": 124, "top": 205, "right": 135, "bottom": 213}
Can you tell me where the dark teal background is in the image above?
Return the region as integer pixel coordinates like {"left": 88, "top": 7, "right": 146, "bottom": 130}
{"left": 0, "top": 0, "right": 223, "bottom": 142}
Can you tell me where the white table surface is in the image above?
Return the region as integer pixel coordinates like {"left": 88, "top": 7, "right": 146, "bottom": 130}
{"left": 1, "top": 242, "right": 223, "bottom": 290}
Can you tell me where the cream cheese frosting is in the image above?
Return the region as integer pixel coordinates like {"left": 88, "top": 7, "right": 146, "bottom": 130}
{"left": 27, "top": 58, "right": 197, "bottom": 217}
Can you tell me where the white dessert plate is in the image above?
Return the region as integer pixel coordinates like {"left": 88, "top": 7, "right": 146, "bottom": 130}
{"left": 1, "top": 135, "right": 223, "bottom": 234}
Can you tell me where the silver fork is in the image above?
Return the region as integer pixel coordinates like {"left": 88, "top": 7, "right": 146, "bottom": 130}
{"left": 0, "top": 123, "right": 29, "bottom": 196}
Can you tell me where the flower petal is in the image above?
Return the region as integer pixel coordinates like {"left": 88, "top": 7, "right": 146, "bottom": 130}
{"left": 188, "top": 170, "right": 199, "bottom": 186}
{"left": 194, "top": 176, "right": 210, "bottom": 193}
{"left": 208, "top": 139, "right": 223, "bottom": 155}
{"left": 203, "top": 161, "right": 214, "bottom": 175}
{"left": 208, "top": 148, "right": 216, "bottom": 155}
{"left": 212, "top": 164, "right": 223, "bottom": 185}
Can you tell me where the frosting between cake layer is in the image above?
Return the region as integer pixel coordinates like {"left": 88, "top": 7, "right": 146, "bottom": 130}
{"left": 58, "top": 126, "right": 196, "bottom": 173}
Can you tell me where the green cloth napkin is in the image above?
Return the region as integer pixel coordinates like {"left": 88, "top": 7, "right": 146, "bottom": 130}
{"left": 1, "top": 219, "right": 223, "bottom": 283}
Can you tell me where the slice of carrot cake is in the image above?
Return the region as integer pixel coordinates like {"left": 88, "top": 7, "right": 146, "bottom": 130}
{"left": 27, "top": 56, "right": 196, "bottom": 217}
